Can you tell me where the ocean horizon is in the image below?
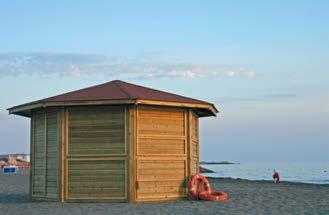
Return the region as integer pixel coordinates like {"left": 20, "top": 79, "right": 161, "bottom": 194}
{"left": 201, "top": 161, "right": 329, "bottom": 184}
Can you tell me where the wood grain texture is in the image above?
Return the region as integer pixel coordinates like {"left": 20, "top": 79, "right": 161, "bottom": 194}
{"left": 67, "top": 106, "right": 125, "bottom": 156}
{"left": 135, "top": 106, "right": 188, "bottom": 201}
{"left": 32, "top": 113, "right": 46, "bottom": 196}
{"left": 29, "top": 116, "right": 34, "bottom": 200}
{"left": 137, "top": 108, "right": 185, "bottom": 136}
{"left": 190, "top": 111, "right": 199, "bottom": 175}
{"left": 60, "top": 108, "right": 65, "bottom": 202}
{"left": 31, "top": 109, "right": 60, "bottom": 200}
{"left": 46, "top": 111, "right": 60, "bottom": 198}
{"left": 138, "top": 138, "right": 185, "bottom": 155}
{"left": 65, "top": 106, "right": 128, "bottom": 201}
{"left": 30, "top": 104, "right": 201, "bottom": 202}
{"left": 128, "top": 105, "right": 136, "bottom": 202}
{"left": 67, "top": 159, "right": 127, "bottom": 199}
{"left": 136, "top": 160, "right": 186, "bottom": 199}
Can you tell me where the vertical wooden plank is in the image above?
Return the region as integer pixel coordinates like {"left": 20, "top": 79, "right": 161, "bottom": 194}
{"left": 129, "top": 105, "right": 137, "bottom": 202}
{"left": 65, "top": 109, "right": 69, "bottom": 158}
{"left": 65, "top": 109, "right": 69, "bottom": 201}
{"left": 44, "top": 113, "right": 47, "bottom": 197}
{"left": 59, "top": 108, "right": 65, "bottom": 202}
{"left": 188, "top": 110, "right": 192, "bottom": 177}
{"left": 29, "top": 114, "right": 34, "bottom": 200}
{"left": 124, "top": 106, "right": 128, "bottom": 201}
{"left": 134, "top": 105, "right": 138, "bottom": 201}
{"left": 124, "top": 106, "right": 127, "bottom": 156}
{"left": 184, "top": 109, "right": 190, "bottom": 191}
{"left": 196, "top": 112, "right": 200, "bottom": 174}
{"left": 56, "top": 109, "right": 60, "bottom": 201}
{"left": 128, "top": 105, "right": 132, "bottom": 202}
{"left": 195, "top": 111, "right": 199, "bottom": 174}
{"left": 189, "top": 110, "right": 200, "bottom": 175}
{"left": 125, "top": 158, "right": 128, "bottom": 200}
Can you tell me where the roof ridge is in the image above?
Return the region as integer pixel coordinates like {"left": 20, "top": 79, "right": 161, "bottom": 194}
{"left": 113, "top": 80, "right": 133, "bottom": 99}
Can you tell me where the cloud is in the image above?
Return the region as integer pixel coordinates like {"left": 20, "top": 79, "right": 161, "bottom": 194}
{"left": 0, "top": 52, "right": 106, "bottom": 64}
{"left": 226, "top": 71, "right": 236, "bottom": 78}
{"left": 214, "top": 93, "right": 298, "bottom": 103}
{"left": 168, "top": 70, "right": 198, "bottom": 79}
{"left": 0, "top": 52, "right": 256, "bottom": 80}
{"left": 247, "top": 71, "right": 256, "bottom": 79}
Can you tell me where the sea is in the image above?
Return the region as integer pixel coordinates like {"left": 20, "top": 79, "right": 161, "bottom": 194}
{"left": 201, "top": 162, "right": 329, "bottom": 184}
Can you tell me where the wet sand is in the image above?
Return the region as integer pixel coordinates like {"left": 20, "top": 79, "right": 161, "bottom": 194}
{"left": 1, "top": 170, "right": 328, "bottom": 214}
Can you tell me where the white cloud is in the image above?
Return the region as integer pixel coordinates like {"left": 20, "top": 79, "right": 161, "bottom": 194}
{"left": 168, "top": 70, "right": 198, "bottom": 79}
{"left": 226, "top": 71, "right": 236, "bottom": 78}
{"left": 0, "top": 52, "right": 256, "bottom": 81}
{"left": 247, "top": 71, "right": 256, "bottom": 79}
{"left": 69, "top": 65, "right": 81, "bottom": 77}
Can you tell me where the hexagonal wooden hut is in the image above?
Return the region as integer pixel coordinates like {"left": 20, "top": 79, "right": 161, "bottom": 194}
{"left": 8, "top": 80, "right": 218, "bottom": 202}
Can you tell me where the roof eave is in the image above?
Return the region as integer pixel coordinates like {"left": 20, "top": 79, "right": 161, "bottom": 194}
{"left": 8, "top": 99, "right": 137, "bottom": 117}
{"left": 136, "top": 99, "right": 218, "bottom": 117}
{"left": 8, "top": 102, "right": 44, "bottom": 117}
{"left": 8, "top": 99, "right": 218, "bottom": 118}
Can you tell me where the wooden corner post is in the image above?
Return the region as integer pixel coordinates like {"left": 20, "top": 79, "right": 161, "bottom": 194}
{"left": 29, "top": 115, "right": 34, "bottom": 200}
{"left": 128, "top": 105, "right": 137, "bottom": 203}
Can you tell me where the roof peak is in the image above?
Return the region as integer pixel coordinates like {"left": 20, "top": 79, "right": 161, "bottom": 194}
{"left": 112, "top": 80, "right": 132, "bottom": 99}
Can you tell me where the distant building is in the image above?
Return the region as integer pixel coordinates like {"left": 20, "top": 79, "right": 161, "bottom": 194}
{"left": 0, "top": 153, "right": 30, "bottom": 163}
{"left": 15, "top": 154, "right": 31, "bottom": 162}
{"left": 0, "top": 154, "right": 9, "bottom": 162}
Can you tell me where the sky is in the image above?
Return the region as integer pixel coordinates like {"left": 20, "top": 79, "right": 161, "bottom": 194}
{"left": 0, "top": 0, "right": 328, "bottom": 162}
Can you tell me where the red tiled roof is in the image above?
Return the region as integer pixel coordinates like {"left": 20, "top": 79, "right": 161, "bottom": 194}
{"left": 44, "top": 80, "right": 212, "bottom": 105}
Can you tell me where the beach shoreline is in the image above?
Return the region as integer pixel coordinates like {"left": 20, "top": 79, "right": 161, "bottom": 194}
{"left": 200, "top": 161, "right": 329, "bottom": 185}
{"left": 1, "top": 170, "right": 328, "bottom": 214}
{"left": 207, "top": 176, "right": 329, "bottom": 186}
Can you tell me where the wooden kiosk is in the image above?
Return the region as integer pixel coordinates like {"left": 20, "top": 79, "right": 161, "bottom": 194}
{"left": 8, "top": 80, "right": 218, "bottom": 202}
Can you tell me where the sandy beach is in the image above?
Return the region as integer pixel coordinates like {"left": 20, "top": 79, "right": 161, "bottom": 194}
{"left": 0, "top": 170, "right": 328, "bottom": 215}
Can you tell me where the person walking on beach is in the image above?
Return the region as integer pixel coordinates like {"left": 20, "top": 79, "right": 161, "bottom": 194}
{"left": 273, "top": 169, "right": 280, "bottom": 183}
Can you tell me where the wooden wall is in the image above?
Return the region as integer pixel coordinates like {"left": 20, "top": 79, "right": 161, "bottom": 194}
{"left": 31, "top": 109, "right": 60, "bottom": 200}
{"left": 189, "top": 110, "right": 199, "bottom": 175}
{"left": 64, "top": 106, "right": 128, "bottom": 201}
{"left": 135, "top": 106, "right": 188, "bottom": 201}
{"left": 30, "top": 105, "right": 200, "bottom": 202}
